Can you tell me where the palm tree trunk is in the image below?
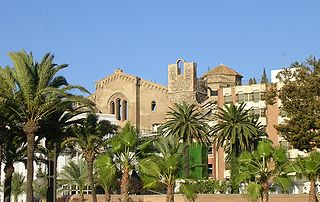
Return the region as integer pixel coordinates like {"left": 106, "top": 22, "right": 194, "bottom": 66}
{"left": 230, "top": 152, "right": 239, "bottom": 194}
{"left": 104, "top": 189, "right": 111, "bottom": 202}
{"left": 46, "top": 159, "right": 54, "bottom": 202}
{"left": 24, "top": 126, "right": 36, "bottom": 202}
{"left": 87, "top": 157, "right": 97, "bottom": 202}
{"left": 80, "top": 192, "right": 85, "bottom": 202}
{"left": 261, "top": 181, "right": 269, "bottom": 202}
{"left": 121, "top": 166, "right": 130, "bottom": 202}
{"left": 24, "top": 121, "right": 37, "bottom": 202}
{"left": 183, "top": 147, "right": 190, "bottom": 177}
{"left": 309, "top": 178, "right": 318, "bottom": 202}
{"left": 4, "top": 163, "right": 14, "bottom": 202}
{"left": 166, "top": 183, "right": 174, "bottom": 202}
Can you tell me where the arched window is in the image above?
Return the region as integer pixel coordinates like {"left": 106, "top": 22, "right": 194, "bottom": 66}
{"left": 110, "top": 101, "right": 115, "bottom": 114}
{"left": 122, "top": 100, "right": 128, "bottom": 120}
{"left": 177, "top": 59, "right": 184, "bottom": 75}
{"left": 151, "top": 101, "right": 157, "bottom": 112}
{"left": 116, "top": 98, "right": 121, "bottom": 121}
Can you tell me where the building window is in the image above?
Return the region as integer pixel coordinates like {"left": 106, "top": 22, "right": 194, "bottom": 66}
{"left": 224, "top": 95, "right": 232, "bottom": 104}
{"left": 110, "top": 101, "right": 115, "bottom": 114}
{"left": 237, "top": 93, "right": 244, "bottom": 103}
{"left": 116, "top": 98, "right": 121, "bottom": 120}
{"left": 261, "top": 92, "right": 266, "bottom": 101}
{"left": 151, "top": 101, "right": 157, "bottom": 112}
{"left": 208, "top": 145, "right": 213, "bottom": 154}
{"left": 261, "top": 108, "right": 266, "bottom": 117}
{"left": 177, "top": 59, "right": 184, "bottom": 75}
{"left": 210, "top": 90, "right": 218, "bottom": 96}
{"left": 248, "top": 93, "right": 254, "bottom": 102}
{"left": 208, "top": 164, "right": 213, "bottom": 176}
{"left": 122, "top": 100, "right": 128, "bottom": 120}
{"left": 253, "top": 91, "right": 260, "bottom": 103}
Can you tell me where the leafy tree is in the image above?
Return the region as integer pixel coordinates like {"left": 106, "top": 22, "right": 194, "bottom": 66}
{"left": 139, "top": 135, "right": 188, "bottom": 202}
{"left": 0, "top": 51, "right": 90, "bottom": 201}
{"left": 211, "top": 103, "right": 265, "bottom": 193}
{"left": 289, "top": 152, "right": 320, "bottom": 202}
{"left": 260, "top": 68, "right": 268, "bottom": 84}
{"left": 63, "top": 113, "right": 117, "bottom": 202}
{"left": 110, "top": 123, "right": 151, "bottom": 202}
{"left": 95, "top": 153, "right": 117, "bottom": 202}
{"left": 11, "top": 173, "right": 25, "bottom": 202}
{"left": 160, "top": 101, "right": 209, "bottom": 176}
{"left": 58, "top": 159, "right": 88, "bottom": 202}
{"left": 276, "top": 56, "right": 320, "bottom": 151}
{"left": 237, "top": 140, "right": 292, "bottom": 202}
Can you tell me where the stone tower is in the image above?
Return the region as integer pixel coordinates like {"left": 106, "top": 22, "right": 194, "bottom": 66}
{"left": 168, "top": 58, "right": 207, "bottom": 105}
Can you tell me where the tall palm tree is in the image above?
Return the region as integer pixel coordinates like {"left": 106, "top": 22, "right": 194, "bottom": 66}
{"left": 237, "top": 140, "right": 291, "bottom": 202}
{"left": 95, "top": 153, "right": 117, "bottom": 202}
{"left": 110, "top": 123, "right": 151, "bottom": 202}
{"left": 160, "top": 101, "right": 209, "bottom": 176}
{"left": 290, "top": 152, "right": 320, "bottom": 202}
{"left": 58, "top": 159, "right": 88, "bottom": 202}
{"left": 63, "top": 113, "right": 117, "bottom": 202}
{"left": 11, "top": 173, "right": 25, "bottom": 202}
{"left": 139, "top": 135, "right": 188, "bottom": 202}
{"left": 211, "top": 103, "right": 265, "bottom": 193}
{"left": 0, "top": 51, "right": 91, "bottom": 201}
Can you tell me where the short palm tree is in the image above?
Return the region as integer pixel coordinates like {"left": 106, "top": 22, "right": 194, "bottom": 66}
{"left": 0, "top": 51, "right": 91, "bottom": 201}
{"left": 211, "top": 103, "right": 264, "bottom": 193}
{"left": 139, "top": 135, "right": 188, "bottom": 202}
{"left": 237, "top": 140, "right": 292, "bottom": 202}
{"left": 58, "top": 159, "right": 88, "bottom": 202}
{"left": 95, "top": 153, "right": 117, "bottom": 202}
{"left": 290, "top": 151, "right": 320, "bottom": 202}
{"left": 160, "top": 101, "right": 209, "bottom": 176}
{"left": 11, "top": 173, "right": 25, "bottom": 202}
{"left": 63, "top": 113, "right": 117, "bottom": 202}
{"left": 110, "top": 123, "right": 151, "bottom": 202}
{"left": 2, "top": 129, "right": 27, "bottom": 202}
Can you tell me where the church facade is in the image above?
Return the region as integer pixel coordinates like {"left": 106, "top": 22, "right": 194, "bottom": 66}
{"left": 90, "top": 58, "right": 282, "bottom": 180}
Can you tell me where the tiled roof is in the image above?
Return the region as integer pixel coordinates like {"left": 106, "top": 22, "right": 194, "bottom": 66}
{"left": 204, "top": 63, "right": 242, "bottom": 77}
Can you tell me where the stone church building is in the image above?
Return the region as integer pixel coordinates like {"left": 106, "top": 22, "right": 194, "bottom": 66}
{"left": 90, "top": 58, "right": 242, "bottom": 135}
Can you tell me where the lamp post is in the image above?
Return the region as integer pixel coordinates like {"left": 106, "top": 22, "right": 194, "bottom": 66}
{"left": 47, "top": 142, "right": 57, "bottom": 202}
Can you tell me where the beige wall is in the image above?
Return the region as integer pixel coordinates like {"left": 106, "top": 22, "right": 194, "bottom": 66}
{"left": 72, "top": 194, "right": 312, "bottom": 202}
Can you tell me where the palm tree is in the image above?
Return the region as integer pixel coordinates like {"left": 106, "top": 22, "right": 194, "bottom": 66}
{"left": 37, "top": 107, "right": 92, "bottom": 202}
{"left": 2, "top": 126, "right": 27, "bottom": 202}
{"left": 95, "top": 153, "right": 117, "bottom": 202}
{"left": 160, "top": 101, "right": 209, "bottom": 176}
{"left": 237, "top": 140, "right": 292, "bottom": 202}
{"left": 63, "top": 113, "right": 117, "bottom": 202}
{"left": 0, "top": 66, "right": 17, "bottom": 188}
{"left": 139, "top": 135, "right": 188, "bottom": 202}
{"left": 11, "top": 173, "right": 25, "bottom": 202}
{"left": 0, "top": 51, "right": 91, "bottom": 201}
{"left": 290, "top": 152, "right": 320, "bottom": 202}
{"left": 58, "top": 159, "right": 88, "bottom": 202}
{"left": 211, "top": 103, "right": 264, "bottom": 193}
{"left": 110, "top": 123, "right": 151, "bottom": 202}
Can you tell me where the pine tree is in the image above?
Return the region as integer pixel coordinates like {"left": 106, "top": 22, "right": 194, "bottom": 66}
{"left": 260, "top": 68, "right": 268, "bottom": 84}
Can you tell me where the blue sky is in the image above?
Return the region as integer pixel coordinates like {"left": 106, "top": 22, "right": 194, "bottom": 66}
{"left": 1, "top": 1, "right": 320, "bottom": 93}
